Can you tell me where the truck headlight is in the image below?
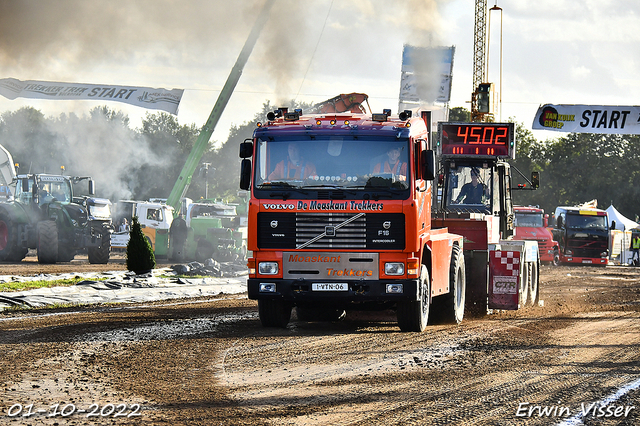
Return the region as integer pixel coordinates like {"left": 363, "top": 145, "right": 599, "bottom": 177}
{"left": 258, "top": 262, "right": 279, "bottom": 275}
{"left": 259, "top": 283, "right": 277, "bottom": 293}
{"left": 385, "top": 262, "right": 404, "bottom": 275}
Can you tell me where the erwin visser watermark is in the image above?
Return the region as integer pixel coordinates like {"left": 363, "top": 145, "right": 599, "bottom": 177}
{"left": 516, "top": 402, "right": 635, "bottom": 419}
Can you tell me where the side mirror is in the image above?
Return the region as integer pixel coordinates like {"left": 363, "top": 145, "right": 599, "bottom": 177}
{"left": 88, "top": 179, "right": 95, "bottom": 195}
{"left": 611, "top": 220, "right": 616, "bottom": 231}
{"left": 22, "top": 178, "right": 29, "bottom": 193}
{"left": 531, "top": 171, "right": 540, "bottom": 189}
{"left": 422, "top": 150, "right": 436, "bottom": 181}
{"left": 239, "top": 140, "right": 253, "bottom": 158}
{"left": 239, "top": 159, "right": 252, "bottom": 190}
{"left": 557, "top": 216, "right": 563, "bottom": 229}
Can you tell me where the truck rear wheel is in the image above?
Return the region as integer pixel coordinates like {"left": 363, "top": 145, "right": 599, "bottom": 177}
{"left": 431, "top": 244, "right": 466, "bottom": 324}
{"left": 520, "top": 261, "right": 530, "bottom": 307}
{"left": 397, "top": 264, "right": 430, "bottom": 332}
{"left": 528, "top": 261, "right": 539, "bottom": 306}
{"left": 37, "top": 221, "right": 59, "bottom": 264}
{"left": 258, "top": 299, "right": 292, "bottom": 328}
{"left": 0, "top": 211, "right": 27, "bottom": 262}
{"left": 88, "top": 230, "right": 110, "bottom": 264}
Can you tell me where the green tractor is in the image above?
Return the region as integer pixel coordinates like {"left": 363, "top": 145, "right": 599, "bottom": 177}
{"left": 0, "top": 173, "right": 113, "bottom": 264}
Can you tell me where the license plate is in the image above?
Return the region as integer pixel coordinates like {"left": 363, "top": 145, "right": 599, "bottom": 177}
{"left": 312, "top": 283, "right": 348, "bottom": 291}
{"left": 582, "top": 259, "right": 593, "bottom": 264}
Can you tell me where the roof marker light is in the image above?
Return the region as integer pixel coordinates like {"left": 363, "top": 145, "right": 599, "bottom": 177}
{"left": 316, "top": 119, "right": 322, "bottom": 125}
{"left": 330, "top": 119, "right": 337, "bottom": 125}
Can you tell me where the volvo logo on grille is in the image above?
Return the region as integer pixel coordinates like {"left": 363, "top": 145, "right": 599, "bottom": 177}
{"left": 270, "top": 220, "right": 278, "bottom": 228}
{"left": 325, "top": 226, "right": 336, "bottom": 236}
{"left": 383, "top": 221, "right": 391, "bottom": 229}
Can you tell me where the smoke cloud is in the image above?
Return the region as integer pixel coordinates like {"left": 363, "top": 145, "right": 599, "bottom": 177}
{"left": 0, "top": 0, "right": 447, "bottom": 203}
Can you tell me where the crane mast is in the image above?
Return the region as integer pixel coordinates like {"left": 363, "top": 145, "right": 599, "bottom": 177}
{"left": 470, "top": 0, "right": 493, "bottom": 122}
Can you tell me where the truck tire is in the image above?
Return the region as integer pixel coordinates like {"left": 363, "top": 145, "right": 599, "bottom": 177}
{"left": 552, "top": 249, "right": 560, "bottom": 266}
{"left": 519, "top": 261, "right": 530, "bottom": 307}
{"left": 0, "top": 210, "right": 27, "bottom": 262}
{"left": 431, "top": 244, "right": 466, "bottom": 324}
{"left": 528, "top": 260, "right": 539, "bottom": 306}
{"left": 258, "top": 299, "right": 292, "bottom": 328}
{"left": 88, "top": 230, "right": 110, "bottom": 264}
{"left": 37, "top": 221, "right": 59, "bottom": 264}
{"left": 397, "top": 264, "right": 430, "bottom": 332}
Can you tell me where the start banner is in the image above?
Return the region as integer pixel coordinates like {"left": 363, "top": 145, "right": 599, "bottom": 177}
{"left": 0, "top": 78, "right": 184, "bottom": 115}
{"left": 532, "top": 104, "right": 640, "bottom": 134}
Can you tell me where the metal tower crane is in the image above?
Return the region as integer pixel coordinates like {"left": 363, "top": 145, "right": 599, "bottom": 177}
{"left": 470, "top": 0, "right": 494, "bottom": 122}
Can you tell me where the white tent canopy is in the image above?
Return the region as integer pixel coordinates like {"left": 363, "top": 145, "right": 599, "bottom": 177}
{"left": 606, "top": 205, "right": 639, "bottom": 230}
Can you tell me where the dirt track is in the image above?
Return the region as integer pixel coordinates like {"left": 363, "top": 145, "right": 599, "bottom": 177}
{"left": 1, "top": 261, "right": 640, "bottom": 425}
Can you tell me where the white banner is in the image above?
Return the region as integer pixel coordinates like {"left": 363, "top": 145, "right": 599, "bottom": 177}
{"left": 399, "top": 45, "right": 454, "bottom": 104}
{"left": 0, "top": 78, "right": 184, "bottom": 115}
{"left": 532, "top": 104, "right": 640, "bottom": 134}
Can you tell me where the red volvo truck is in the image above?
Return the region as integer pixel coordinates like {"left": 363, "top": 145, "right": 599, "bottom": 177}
{"left": 239, "top": 108, "right": 466, "bottom": 332}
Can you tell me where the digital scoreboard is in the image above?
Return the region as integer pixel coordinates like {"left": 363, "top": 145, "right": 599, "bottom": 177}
{"left": 437, "top": 122, "right": 515, "bottom": 158}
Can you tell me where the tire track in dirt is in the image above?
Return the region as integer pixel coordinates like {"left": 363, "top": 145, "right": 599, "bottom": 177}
{"left": 221, "top": 311, "right": 640, "bottom": 425}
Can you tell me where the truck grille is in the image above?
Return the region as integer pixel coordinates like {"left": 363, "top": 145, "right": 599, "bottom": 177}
{"left": 258, "top": 212, "right": 405, "bottom": 250}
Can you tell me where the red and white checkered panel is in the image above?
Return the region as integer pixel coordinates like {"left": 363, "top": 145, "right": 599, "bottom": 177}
{"left": 492, "top": 251, "right": 520, "bottom": 276}
{"left": 489, "top": 250, "right": 521, "bottom": 310}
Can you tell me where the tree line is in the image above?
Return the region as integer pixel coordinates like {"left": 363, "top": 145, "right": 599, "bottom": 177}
{"left": 1, "top": 104, "right": 638, "bottom": 221}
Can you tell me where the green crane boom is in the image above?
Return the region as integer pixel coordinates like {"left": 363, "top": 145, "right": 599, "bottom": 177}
{"left": 166, "top": 0, "right": 275, "bottom": 214}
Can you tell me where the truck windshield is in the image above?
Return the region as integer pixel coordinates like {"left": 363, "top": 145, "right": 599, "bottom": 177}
{"left": 515, "top": 212, "right": 544, "bottom": 227}
{"left": 254, "top": 137, "right": 410, "bottom": 191}
{"left": 566, "top": 214, "right": 608, "bottom": 230}
{"left": 443, "top": 165, "right": 493, "bottom": 214}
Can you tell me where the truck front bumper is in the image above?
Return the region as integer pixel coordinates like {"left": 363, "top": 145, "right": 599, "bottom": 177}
{"left": 247, "top": 278, "right": 421, "bottom": 304}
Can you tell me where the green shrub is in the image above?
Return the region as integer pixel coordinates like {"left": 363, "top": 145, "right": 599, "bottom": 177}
{"left": 126, "top": 216, "right": 156, "bottom": 273}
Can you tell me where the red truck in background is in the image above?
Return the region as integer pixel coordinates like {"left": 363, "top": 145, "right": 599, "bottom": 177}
{"left": 514, "top": 206, "right": 559, "bottom": 265}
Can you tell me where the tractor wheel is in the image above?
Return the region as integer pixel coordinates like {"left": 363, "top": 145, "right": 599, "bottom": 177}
{"left": 37, "top": 221, "right": 59, "bottom": 264}
{"left": 431, "top": 244, "right": 466, "bottom": 324}
{"left": 88, "top": 230, "right": 110, "bottom": 264}
{"left": 0, "top": 210, "right": 27, "bottom": 262}
{"left": 397, "top": 264, "right": 430, "bottom": 332}
{"left": 258, "top": 299, "right": 292, "bottom": 328}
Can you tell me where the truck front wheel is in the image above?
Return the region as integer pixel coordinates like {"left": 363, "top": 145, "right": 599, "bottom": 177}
{"left": 397, "top": 264, "right": 430, "bottom": 332}
{"left": 37, "top": 221, "right": 59, "bottom": 264}
{"left": 258, "top": 299, "right": 292, "bottom": 328}
{"left": 431, "top": 244, "right": 466, "bottom": 324}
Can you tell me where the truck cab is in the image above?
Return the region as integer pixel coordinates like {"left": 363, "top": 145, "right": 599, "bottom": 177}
{"left": 552, "top": 206, "right": 609, "bottom": 265}
{"left": 514, "top": 206, "right": 559, "bottom": 265}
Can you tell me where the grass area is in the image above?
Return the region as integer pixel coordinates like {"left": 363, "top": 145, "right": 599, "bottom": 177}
{"left": 0, "top": 277, "right": 105, "bottom": 293}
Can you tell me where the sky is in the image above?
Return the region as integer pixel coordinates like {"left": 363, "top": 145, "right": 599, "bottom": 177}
{"left": 1, "top": 0, "right": 639, "bottom": 145}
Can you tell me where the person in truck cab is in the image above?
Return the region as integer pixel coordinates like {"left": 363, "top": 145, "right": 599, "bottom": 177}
{"left": 268, "top": 142, "right": 317, "bottom": 180}
{"left": 373, "top": 145, "right": 407, "bottom": 180}
{"left": 455, "top": 168, "right": 486, "bottom": 204}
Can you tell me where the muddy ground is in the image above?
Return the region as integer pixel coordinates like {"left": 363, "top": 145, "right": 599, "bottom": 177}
{"left": 1, "top": 258, "right": 640, "bottom": 425}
